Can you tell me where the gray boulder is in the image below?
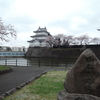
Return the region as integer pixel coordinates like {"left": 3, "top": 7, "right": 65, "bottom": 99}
{"left": 57, "top": 90, "right": 100, "bottom": 100}
{"left": 64, "top": 49, "right": 100, "bottom": 97}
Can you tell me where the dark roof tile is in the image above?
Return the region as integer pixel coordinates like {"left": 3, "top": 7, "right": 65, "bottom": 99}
{"left": 31, "top": 34, "right": 47, "bottom": 38}
{"left": 27, "top": 39, "right": 45, "bottom": 43}
{"left": 33, "top": 27, "right": 51, "bottom": 35}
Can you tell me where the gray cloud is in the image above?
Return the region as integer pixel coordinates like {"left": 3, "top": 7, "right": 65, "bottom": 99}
{"left": 0, "top": 0, "right": 100, "bottom": 47}
{"left": 10, "top": 16, "right": 37, "bottom": 33}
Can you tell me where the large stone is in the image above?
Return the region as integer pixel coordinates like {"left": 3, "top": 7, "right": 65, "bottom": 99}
{"left": 57, "top": 90, "right": 100, "bottom": 100}
{"left": 64, "top": 49, "right": 100, "bottom": 97}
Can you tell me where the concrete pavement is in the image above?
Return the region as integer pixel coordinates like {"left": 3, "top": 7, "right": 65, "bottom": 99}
{"left": 0, "top": 66, "right": 67, "bottom": 96}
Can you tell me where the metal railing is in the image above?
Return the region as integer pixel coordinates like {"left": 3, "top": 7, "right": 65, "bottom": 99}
{"left": 0, "top": 59, "right": 74, "bottom": 68}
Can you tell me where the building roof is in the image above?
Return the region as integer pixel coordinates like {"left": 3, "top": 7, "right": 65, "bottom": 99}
{"left": 27, "top": 39, "right": 45, "bottom": 43}
{"left": 33, "top": 27, "right": 50, "bottom": 35}
{"left": 27, "top": 27, "right": 51, "bottom": 44}
{"left": 31, "top": 34, "right": 47, "bottom": 38}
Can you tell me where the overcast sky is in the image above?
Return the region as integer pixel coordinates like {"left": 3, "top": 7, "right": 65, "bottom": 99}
{"left": 0, "top": 0, "right": 100, "bottom": 47}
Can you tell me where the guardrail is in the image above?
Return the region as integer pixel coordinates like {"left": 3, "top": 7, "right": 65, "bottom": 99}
{"left": 0, "top": 51, "right": 26, "bottom": 57}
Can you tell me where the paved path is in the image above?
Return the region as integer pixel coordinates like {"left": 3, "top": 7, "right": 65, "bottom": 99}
{"left": 0, "top": 66, "right": 66, "bottom": 95}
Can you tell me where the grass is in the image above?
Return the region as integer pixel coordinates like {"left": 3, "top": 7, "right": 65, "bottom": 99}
{"left": 4, "top": 71, "right": 67, "bottom": 100}
{"left": 0, "top": 67, "right": 10, "bottom": 71}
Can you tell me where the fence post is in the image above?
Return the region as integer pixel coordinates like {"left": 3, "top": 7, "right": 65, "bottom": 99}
{"left": 16, "top": 59, "right": 17, "bottom": 66}
{"left": 27, "top": 60, "right": 28, "bottom": 67}
{"left": 39, "top": 60, "right": 40, "bottom": 67}
{"left": 5, "top": 59, "right": 7, "bottom": 66}
{"left": 66, "top": 62, "right": 67, "bottom": 68}
{"left": 52, "top": 60, "right": 53, "bottom": 68}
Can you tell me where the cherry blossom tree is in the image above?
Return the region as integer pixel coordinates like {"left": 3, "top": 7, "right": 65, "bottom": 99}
{"left": 71, "top": 37, "right": 80, "bottom": 45}
{"left": 0, "top": 18, "right": 17, "bottom": 42}
{"left": 90, "top": 37, "right": 100, "bottom": 44}
{"left": 45, "top": 36, "right": 54, "bottom": 47}
{"left": 53, "top": 34, "right": 66, "bottom": 47}
{"left": 76, "top": 34, "right": 90, "bottom": 45}
{"left": 64, "top": 35, "right": 75, "bottom": 45}
{"left": 45, "top": 33, "right": 100, "bottom": 48}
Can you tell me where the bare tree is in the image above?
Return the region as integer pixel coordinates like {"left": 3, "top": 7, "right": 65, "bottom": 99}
{"left": 0, "top": 18, "right": 17, "bottom": 42}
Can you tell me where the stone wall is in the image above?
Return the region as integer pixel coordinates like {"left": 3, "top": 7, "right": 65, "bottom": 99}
{"left": 25, "top": 47, "right": 100, "bottom": 59}
{"left": 25, "top": 47, "right": 52, "bottom": 58}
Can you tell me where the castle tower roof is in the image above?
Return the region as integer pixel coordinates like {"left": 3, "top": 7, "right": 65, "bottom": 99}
{"left": 33, "top": 27, "right": 50, "bottom": 35}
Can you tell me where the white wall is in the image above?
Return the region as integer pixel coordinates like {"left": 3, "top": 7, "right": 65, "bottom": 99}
{"left": 29, "top": 31, "right": 50, "bottom": 47}
{"left": 30, "top": 41, "right": 40, "bottom": 47}
{"left": 29, "top": 41, "right": 50, "bottom": 47}
{"left": 12, "top": 47, "right": 28, "bottom": 51}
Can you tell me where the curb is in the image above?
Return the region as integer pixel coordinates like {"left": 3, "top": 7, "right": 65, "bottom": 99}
{"left": 0, "top": 70, "right": 50, "bottom": 100}
{"left": 0, "top": 69, "right": 67, "bottom": 100}
{"left": 0, "top": 67, "right": 13, "bottom": 75}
